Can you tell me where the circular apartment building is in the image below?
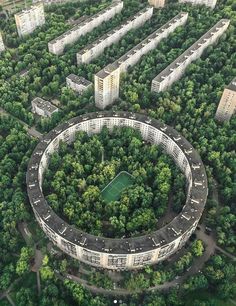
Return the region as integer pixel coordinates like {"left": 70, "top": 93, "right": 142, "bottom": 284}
{"left": 26, "top": 112, "right": 208, "bottom": 270}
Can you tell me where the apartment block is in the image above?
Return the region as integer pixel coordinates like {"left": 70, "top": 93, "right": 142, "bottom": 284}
{"left": 215, "top": 78, "right": 236, "bottom": 122}
{"left": 48, "top": 1, "right": 124, "bottom": 55}
{"left": 14, "top": 3, "right": 45, "bottom": 37}
{"left": 95, "top": 12, "right": 189, "bottom": 109}
{"left": 151, "top": 19, "right": 230, "bottom": 93}
{"left": 149, "top": 0, "right": 166, "bottom": 8}
{"left": 179, "top": 0, "right": 217, "bottom": 9}
{"left": 66, "top": 74, "right": 92, "bottom": 94}
{"left": 77, "top": 6, "right": 153, "bottom": 65}
{"left": 0, "top": 33, "right": 5, "bottom": 53}
{"left": 31, "top": 97, "right": 58, "bottom": 117}
{"left": 27, "top": 112, "right": 207, "bottom": 270}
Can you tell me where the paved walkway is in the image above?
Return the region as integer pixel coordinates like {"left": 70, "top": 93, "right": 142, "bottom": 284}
{"left": 54, "top": 224, "right": 219, "bottom": 296}
{"left": 0, "top": 107, "right": 43, "bottom": 139}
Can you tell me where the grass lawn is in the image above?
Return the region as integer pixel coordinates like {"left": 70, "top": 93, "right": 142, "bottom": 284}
{"left": 101, "top": 171, "right": 134, "bottom": 203}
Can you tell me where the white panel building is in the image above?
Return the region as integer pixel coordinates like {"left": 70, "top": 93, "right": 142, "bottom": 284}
{"left": 76, "top": 6, "right": 153, "bottom": 65}
{"left": 94, "top": 12, "right": 189, "bottom": 109}
{"left": 27, "top": 112, "right": 208, "bottom": 270}
{"left": 14, "top": 3, "right": 45, "bottom": 37}
{"left": 48, "top": 1, "right": 124, "bottom": 55}
{"left": 0, "top": 33, "right": 5, "bottom": 53}
{"left": 31, "top": 97, "right": 58, "bottom": 117}
{"left": 66, "top": 74, "right": 92, "bottom": 94}
{"left": 215, "top": 78, "right": 236, "bottom": 122}
{"left": 151, "top": 19, "right": 230, "bottom": 93}
{"left": 179, "top": 0, "right": 217, "bottom": 9}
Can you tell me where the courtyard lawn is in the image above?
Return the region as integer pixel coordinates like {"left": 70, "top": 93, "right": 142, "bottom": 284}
{"left": 101, "top": 171, "right": 134, "bottom": 203}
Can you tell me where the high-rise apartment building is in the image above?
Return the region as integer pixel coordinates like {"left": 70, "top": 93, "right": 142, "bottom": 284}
{"left": 95, "top": 12, "right": 188, "bottom": 109}
{"left": 77, "top": 6, "right": 153, "bottom": 65}
{"left": 0, "top": 33, "right": 5, "bottom": 53}
{"left": 149, "top": 0, "right": 166, "bottom": 8}
{"left": 179, "top": 0, "right": 217, "bottom": 9}
{"left": 14, "top": 3, "right": 45, "bottom": 37}
{"left": 215, "top": 78, "right": 236, "bottom": 122}
{"left": 48, "top": 1, "right": 124, "bottom": 55}
{"left": 151, "top": 19, "right": 230, "bottom": 93}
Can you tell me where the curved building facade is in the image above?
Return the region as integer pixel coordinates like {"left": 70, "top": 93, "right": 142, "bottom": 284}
{"left": 26, "top": 112, "right": 208, "bottom": 270}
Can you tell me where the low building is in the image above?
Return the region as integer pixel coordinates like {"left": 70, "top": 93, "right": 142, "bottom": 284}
{"left": 151, "top": 19, "right": 230, "bottom": 93}
{"left": 14, "top": 3, "right": 45, "bottom": 37}
{"left": 31, "top": 97, "right": 58, "bottom": 117}
{"left": 0, "top": 32, "right": 5, "bottom": 53}
{"left": 148, "top": 0, "right": 166, "bottom": 8}
{"left": 48, "top": 1, "right": 124, "bottom": 55}
{"left": 215, "top": 78, "right": 236, "bottom": 122}
{"left": 66, "top": 74, "right": 92, "bottom": 94}
{"left": 179, "top": 0, "right": 217, "bottom": 9}
{"left": 76, "top": 6, "right": 153, "bottom": 65}
{"left": 95, "top": 12, "right": 189, "bottom": 109}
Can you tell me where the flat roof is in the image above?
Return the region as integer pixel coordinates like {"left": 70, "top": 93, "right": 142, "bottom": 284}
{"left": 15, "top": 2, "right": 43, "bottom": 18}
{"left": 48, "top": 1, "right": 122, "bottom": 45}
{"left": 27, "top": 111, "right": 208, "bottom": 254}
{"left": 226, "top": 77, "right": 236, "bottom": 92}
{"left": 96, "top": 12, "right": 188, "bottom": 79}
{"left": 32, "top": 97, "right": 58, "bottom": 113}
{"left": 152, "top": 19, "right": 230, "bottom": 83}
{"left": 77, "top": 6, "right": 153, "bottom": 57}
{"left": 67, "top": 74, "right": 92, "bottom": 87}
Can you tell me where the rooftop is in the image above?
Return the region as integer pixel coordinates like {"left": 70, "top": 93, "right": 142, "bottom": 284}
{"left": 27, "top": 111, "right": 208, "bottom": 254}
{"left": 96, "top": 12, "right": 188, "bottom": 79}
{"left": 48, "top": 1, "right": 123, "bottom": 45}
{"left": 77, "top": 6, "right": 153, "bottom": 57}
{"left": 67, "top": 74, "right": 92, "bottom": 87}
{"left": 152, "top": 19, "right": 230, "bottom": 83}
{"left": 32, "top": 97, "right": 58, "bottom": 113}
{"left": 15, "top": 2, "right": 43, "bottom": 18}
{"left": 226, "top": 77, "right": 236, "bottom": 92}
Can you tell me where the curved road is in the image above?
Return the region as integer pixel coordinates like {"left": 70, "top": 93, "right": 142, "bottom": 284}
{"left": 55, "top": 224, "right": 218, "bottom": 296}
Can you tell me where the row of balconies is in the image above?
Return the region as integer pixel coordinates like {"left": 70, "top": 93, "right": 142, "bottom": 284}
{"left": 48, "top": 1, "right": 123, "bottom": 55}
{"left": 151, "top": 19, "right": 230, "bottom": 92}
{"left": 76, "top": 7, "right": 153, "bottom": 64}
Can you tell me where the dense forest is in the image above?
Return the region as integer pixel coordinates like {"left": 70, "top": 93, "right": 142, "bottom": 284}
{"left": 0, "top": 0, "right": 235, "bottom": 304}
{"left": 43, "top": 126, "right": 185, "bottom": 237}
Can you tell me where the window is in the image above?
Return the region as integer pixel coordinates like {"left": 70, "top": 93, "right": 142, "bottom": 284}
{"left": 133, "top": 252, "right": 153, "bottom": 266}
{"left": 82, "top": 249, "right": 100, "bottom": 264}
{"left": 108, "top": 255, "right": 127, "bottom": 267}
{"left": 158, "top": 243, "right": 175, "bottom": 258}
{"left": 61, "top": 239, "right": 77, "bottom": 256}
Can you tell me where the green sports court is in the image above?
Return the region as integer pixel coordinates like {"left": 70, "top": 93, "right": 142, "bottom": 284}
{"left": 101, "top": 171, "right": 134, "bottom": 203}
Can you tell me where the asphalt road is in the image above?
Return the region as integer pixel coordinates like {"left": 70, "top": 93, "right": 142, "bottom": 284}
{"left": 0, "top": 107, "right": 43, "bottom": 139}
{"left": 54, "top": 224, "right": 217, "bottom": 296}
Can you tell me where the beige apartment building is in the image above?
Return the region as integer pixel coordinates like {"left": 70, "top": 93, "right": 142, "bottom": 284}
{"left": 148, "top": 0, "right": 166, "bottom": 8}
{"left": 14, "top": 3, "right": 45, "bottom": 37}
{"left": 76, "top": 6, "right": 154, "bottom": 65}
{"left": 215, "top": 78, "right": 236, "bottom": 122}
{"left": 95, "top": 12, "right": 188, "bottom": 109}
{"left": 48, "top": 1, "right": 124, "bottom": 55}
{"left": 151, "top": 19, "right": 230, "bottom": 93}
